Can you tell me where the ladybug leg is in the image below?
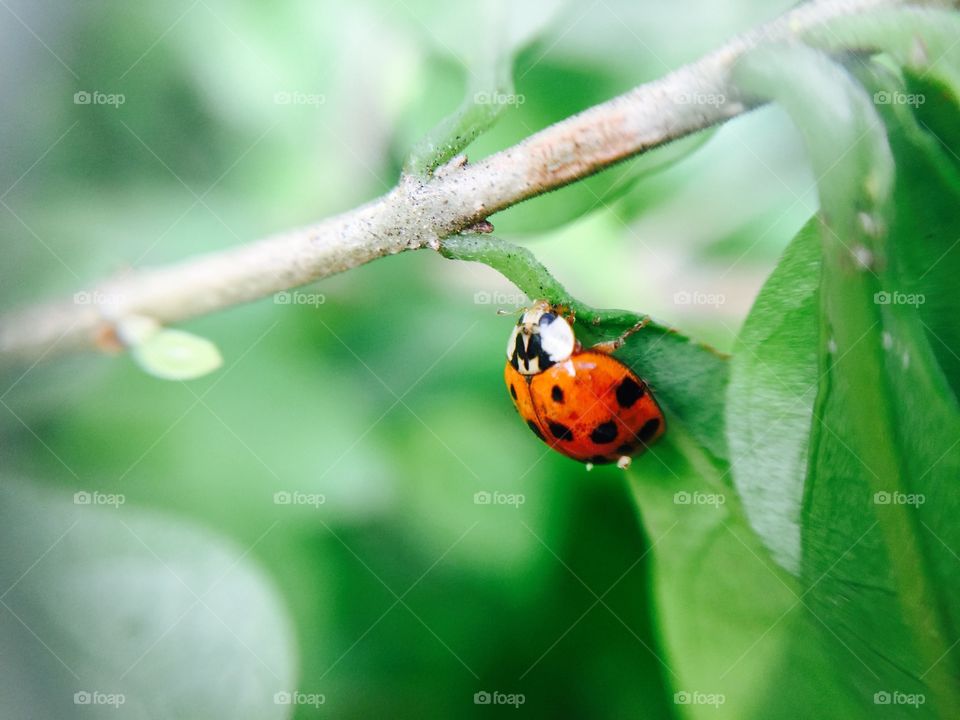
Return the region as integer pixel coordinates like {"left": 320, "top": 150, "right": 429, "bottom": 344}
{"left": 591, "top": 316, "right": 650, "bottom": 354}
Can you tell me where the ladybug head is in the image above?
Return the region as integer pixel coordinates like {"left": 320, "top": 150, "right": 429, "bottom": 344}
{"left": 506, "top": 300, "right": 576, "bottom": 376}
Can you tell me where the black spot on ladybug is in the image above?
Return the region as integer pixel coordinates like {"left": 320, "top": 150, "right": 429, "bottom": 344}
{"left": 551, "top": 385, "right": 564, "bottom": 403}
{"left": 548, "top": 421, "right": 573, "bottom": 441}
{"left": 510, "top": 384, "right": 517, "bottom": 400}
{"left": 616, "top": 442, "right": 636, "bottom": 455}
{"left": 590, "top": 420, "right": 618, "bottom": 444}
{"left": 639, "top": 418, "right": 661, "bottom": 442}
{"left": 527, "top": 420, "right": 545, "bottom": 441}
{"left": 616, "top": 377, "right": 645, "bottom": 408}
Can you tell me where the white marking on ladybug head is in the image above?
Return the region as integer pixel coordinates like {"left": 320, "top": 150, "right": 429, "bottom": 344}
{"left": 506, "top": 300, "right": 577, "bottom": 376}
{"left": 538, "top": 313, "right": 575, "bottom": 364}
{"left": 506, "top": 323, "right": 521, "bottom": 361}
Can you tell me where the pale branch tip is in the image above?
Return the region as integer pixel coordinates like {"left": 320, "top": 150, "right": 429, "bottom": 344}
{"left": 0, "top": 0, "right": 935, "bottom": 365}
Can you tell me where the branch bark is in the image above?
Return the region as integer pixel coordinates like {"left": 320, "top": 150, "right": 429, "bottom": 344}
{"left": 0, "top": 0, "right": 926, "bottom": 363}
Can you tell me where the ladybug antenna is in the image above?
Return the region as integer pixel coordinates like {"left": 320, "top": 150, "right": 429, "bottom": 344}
{"left": 496, "top": 307, "right": 525, "bottom": 316}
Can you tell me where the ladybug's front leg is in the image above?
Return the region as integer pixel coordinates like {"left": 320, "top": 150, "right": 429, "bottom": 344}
{"left": 590, "top": 316, "right": 650, "bottom": 354}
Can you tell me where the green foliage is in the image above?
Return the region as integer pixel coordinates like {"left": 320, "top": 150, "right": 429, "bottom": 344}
{"left": 730, "top": 29, "right": 960, "bottom": 718}
{"left": 5, "top": 3, "right": 960, "bottom": 720}
{"left": 725, "top": 220, "right": 821, "bottom": 575}
{"left": 440, "top": 234, "right": 731, "bottom": 460}
{"left": 447, "top": 9, "right": 960, "bottom": 718}
{"left": 0, "top": 479, "right": 296, "bottom": 719}
{"left": 403, "top": 0, "right": 565, "bottom": 176}
{"left": 127, "top": 323, "right": 224, "bottom": 381}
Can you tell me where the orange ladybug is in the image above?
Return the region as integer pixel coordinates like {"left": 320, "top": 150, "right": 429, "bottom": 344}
{"left": 504, "top": 300, "right": 665, "bottom": 468}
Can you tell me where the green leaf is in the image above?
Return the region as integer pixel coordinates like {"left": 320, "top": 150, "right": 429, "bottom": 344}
{"left": 629, "top": 427, "right": 850, "bottom": 720}
{"left": 440, "top": 234, "right": 730, "bottom": 459}
{"left": 612, "top": 321, "right": 730, "bottom": 463}
{"left": 131, "top": 328, "right": 223, "bottom": 381}
{"left": 633, "top": 25, "right": 960, "bottom": 715}
{"left": 802, "top": 7, "right": 960, "bottom": 198}
{"left": 733, "top": 39, "right": 960, "bottom": 717}
{"left": 403, "top": 0, "right": 566, "bottom": 176}
{"left": 0, "top": 478, "right": 296, "bottom": 719}
{"left": 725, "top": 220, "right": 821, "bottom": 575}
{"left": 801, "top": 7, "right": 960, "bottom": 100}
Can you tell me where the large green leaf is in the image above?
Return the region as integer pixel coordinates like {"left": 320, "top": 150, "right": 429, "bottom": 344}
{"left": 802, "top": 7, "right": 960, "bottom": 394}
{"left": 634, "top": 21, "right": 960, "bottom": 717}
{"left": 731, "top": 35, "right": 960, "bottom": 718}
{"left": 0, "top": 479, "right": 296, "bottom": 719}
{"left": 630, "top": 426, "right": 804, "bottom": 720}
{"left": 726, "top": 220, "right": 821, "bottom": 575}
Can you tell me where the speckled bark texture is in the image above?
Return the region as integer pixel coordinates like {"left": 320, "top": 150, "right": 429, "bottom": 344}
{"left": 0, "top": 0, "right": 924, "bottom": 363}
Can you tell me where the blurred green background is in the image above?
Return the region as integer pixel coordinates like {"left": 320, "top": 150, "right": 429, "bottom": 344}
{"left": 0, "top": 1, "right": 814, "bottom": 717}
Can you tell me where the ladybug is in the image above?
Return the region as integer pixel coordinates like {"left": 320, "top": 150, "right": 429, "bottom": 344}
{"left": 504, "top": 300, "right": 665, "bottom": 469}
